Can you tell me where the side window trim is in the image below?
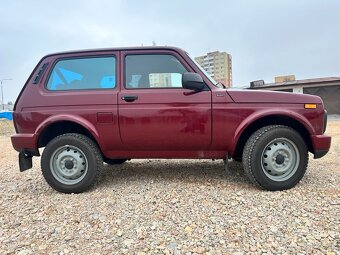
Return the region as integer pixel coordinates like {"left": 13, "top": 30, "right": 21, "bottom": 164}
{"left": 44, "top": 55, "right": 117, "bottom": 92}
{"left": 123, "top": 52, "right": 190, "bottom": 90}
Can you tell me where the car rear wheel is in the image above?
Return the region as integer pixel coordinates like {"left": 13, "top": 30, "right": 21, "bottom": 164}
{"left": 41, "top": 133, "right": 102, "bottom": 193}
{"left": 242, "top": 125, "right": 308, "bottom": 191}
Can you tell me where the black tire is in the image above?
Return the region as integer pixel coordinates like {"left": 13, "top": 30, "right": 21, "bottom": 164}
{"left": 41, "top": 133, "right": 103, "bottom": 193}
{"left": 103, "top": 158, "right": 128, "bottom": 165}
{"left": 242, "top": 125, "right": 308, "bottom": 191}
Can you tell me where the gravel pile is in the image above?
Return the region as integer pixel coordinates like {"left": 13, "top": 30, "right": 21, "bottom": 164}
{"left": 0, "top": 122, "right": 339, "bottom": 254}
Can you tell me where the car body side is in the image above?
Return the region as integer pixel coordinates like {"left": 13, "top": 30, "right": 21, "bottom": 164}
{"left": 11, "top": 47, "right": 331, "bottom": 163}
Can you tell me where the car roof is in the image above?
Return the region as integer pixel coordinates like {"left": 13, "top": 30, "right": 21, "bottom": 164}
{"left": 44, "top": 46, "right": 186, "bottom": 58}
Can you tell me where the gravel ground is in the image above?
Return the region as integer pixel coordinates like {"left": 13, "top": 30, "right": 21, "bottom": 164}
{"left": 0, "top": 120, "right": 14, "bottom": 136}
{"left": 0, "top": 121, "right": 339, "bottom": 254}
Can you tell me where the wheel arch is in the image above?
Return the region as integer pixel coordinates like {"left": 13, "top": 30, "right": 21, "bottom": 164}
{"left": 232, "top": 112, "right": 314, "bottom": 160}
{"left": 36, "top": 116, "right": 101, "bottom": 151}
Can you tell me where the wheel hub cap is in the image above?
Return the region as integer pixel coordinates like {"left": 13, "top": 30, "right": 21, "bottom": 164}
{"left": 50, "top": 145, "right": 88, "bottom": 185}
{"left": 64, "top": 160, "right": 74, "bottom": 169}
{"left": 275, "top": 154, "right": 285, "bottom": 165}
{"left": 261, "top": 138, "right": 300, "bottom": 181}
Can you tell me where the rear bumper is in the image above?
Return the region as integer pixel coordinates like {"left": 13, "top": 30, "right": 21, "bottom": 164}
{"left": 11, "top": 133, "right": 39, "bottom": 172}
{"left": 11, "top": 133, "right": 39, "bottom": 156}
{"left": 311, "top": 134, "right": 331, "bottom": 159}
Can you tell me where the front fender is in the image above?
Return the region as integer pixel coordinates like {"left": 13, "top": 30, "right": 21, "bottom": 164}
{"left": 231, "top": 109, "right": 315, "bottom": 154}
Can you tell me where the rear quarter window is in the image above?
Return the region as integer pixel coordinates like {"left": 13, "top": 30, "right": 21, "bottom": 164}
{"left": 46, "top": 57, "right": 116, "bottom": 91}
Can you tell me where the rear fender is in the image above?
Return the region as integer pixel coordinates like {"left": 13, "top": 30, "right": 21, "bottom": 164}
{"left": 35, "top": 115, "right": 100, "bottom": 148}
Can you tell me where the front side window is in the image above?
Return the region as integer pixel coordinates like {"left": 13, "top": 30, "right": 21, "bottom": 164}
{"left": 46, "top": 57, "right": 116, "bottom": 91}
{"left": 125, "top": 54, "right": 187, "bottom": 89}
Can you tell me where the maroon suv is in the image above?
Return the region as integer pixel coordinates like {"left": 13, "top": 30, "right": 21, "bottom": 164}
{"left": 11, "top": 46, "right": 331, "bottom": 193}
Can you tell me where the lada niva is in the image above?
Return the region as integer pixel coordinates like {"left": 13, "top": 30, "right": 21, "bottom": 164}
{"left": 11, "top": 47, "right": 331, "bottom": 193}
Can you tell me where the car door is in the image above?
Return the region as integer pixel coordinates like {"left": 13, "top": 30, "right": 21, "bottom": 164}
{"left": 118, "top": 50, "right": 212, "bottom": 151}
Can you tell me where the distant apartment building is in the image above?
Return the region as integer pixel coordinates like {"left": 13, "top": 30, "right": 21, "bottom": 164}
{"left": 195, "top": 51, "right": 232, "bottom": 87}
{"left": 149, "top": 73, "right": 172, "bottom": 87}
{"left": 149, "top": 73, "right": 182, "bottom": 88}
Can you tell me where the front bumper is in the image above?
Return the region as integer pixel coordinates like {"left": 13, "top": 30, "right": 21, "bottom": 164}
{"left": 311, "top": 134, "right": 331, "bottom": 159}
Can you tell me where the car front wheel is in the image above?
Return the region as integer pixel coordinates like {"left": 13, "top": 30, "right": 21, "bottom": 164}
{"left": 242, "top": 125, "right": 308, "bottom": 191}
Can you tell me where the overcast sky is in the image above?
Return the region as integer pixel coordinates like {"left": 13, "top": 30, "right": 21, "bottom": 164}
{"left": 1, "top": 0, "right": 340, "bottom": 102}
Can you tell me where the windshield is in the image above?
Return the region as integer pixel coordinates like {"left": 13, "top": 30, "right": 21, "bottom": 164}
{"left": 186, "top": 52, "right": 218, "bottom": 86}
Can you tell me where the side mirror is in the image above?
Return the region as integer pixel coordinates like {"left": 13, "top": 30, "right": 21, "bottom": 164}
{"left": 182, "top": 72, "right": 205, "bottom": 91}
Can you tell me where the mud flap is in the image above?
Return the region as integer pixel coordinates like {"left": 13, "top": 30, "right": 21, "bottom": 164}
{"left": 19, "top": 151, "right": 33, "bottom": 172}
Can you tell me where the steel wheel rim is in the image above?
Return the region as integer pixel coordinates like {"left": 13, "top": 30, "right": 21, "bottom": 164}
{"left": 50, "top": 145, "right": 88, "bottom": 185}
{"left": 261, "top": 138, "right": 300, "bottom": 181}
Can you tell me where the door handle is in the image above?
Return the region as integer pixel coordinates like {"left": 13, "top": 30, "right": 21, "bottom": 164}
{"left": 121, "top": 95, "right": 138, "bottom": 102}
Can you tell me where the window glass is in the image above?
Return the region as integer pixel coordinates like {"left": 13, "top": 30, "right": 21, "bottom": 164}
{"left": 46, "top": 57, "right": 116, "bottom": 90}
{"left": 125, "top": 54, "right": 187, "bottom": 89}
